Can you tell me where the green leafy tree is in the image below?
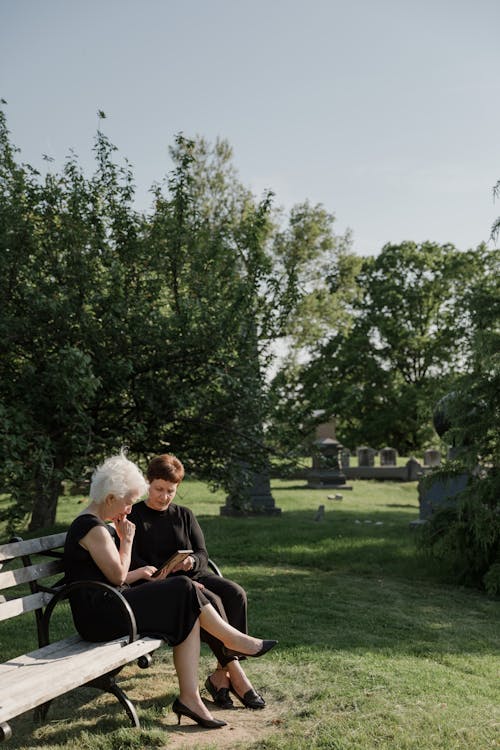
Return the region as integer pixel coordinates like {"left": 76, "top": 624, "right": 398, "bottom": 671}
{"left": 266, "top": 204, "right": 361, "bottom": 460}
{"left": 0, "top": 110, "right": 357, "bottom": 526}
{"left": 0, "top": 110, "right": 100, "bottom": 529}
{"left": 287, "top": 241, "right": 498, "bottom": 454}
{"left": 0, "top": 110, "right": 162, "bottom": 530}
{"left": 272, "top": 202, "right": 359, "bottom": 350}
{"left": 145, "top": 136, "right": 295, "bottom": 507}
{"left": 417, "top": 251, "right": 500, "bottom": 592}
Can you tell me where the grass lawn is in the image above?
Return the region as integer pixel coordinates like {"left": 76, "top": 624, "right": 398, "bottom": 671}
{"left": 1, "top": 479, "right": 498, "bottom": 749}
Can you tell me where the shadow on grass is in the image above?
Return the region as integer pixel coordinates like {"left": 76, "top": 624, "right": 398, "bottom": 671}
{"left": 231, "top": 567, "right": 499, "bottom": 658}
{"left": 198, "top": 507, "right": 430, "bottom": 583}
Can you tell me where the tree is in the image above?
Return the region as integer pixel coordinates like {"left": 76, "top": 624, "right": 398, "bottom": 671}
{"left": 0, "top": 109, "right": 161, "bottom": 530}
{"left": 144, "top": 136, "right": 295, "bottom": 510}
{"left": 282, "top": 241, "right": 498, "bottom": 455}
{"left": 0, "top": 109, "right": 100, "bottom": 529}
{"left": 266, "top": 204, "right": 361, "bottom": 461}
{"left": 417, "top": 250, "right": 500, "bottom": 592}
{"left": 271, "top": 202, "right": 359, "bottom": 351}
{"left": 0, "top": 109, "right": 362, "bottom": 526}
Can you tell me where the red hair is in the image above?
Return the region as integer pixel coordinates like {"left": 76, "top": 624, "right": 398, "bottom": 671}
{"left": 147, "top": 454, "right": 185, "bottom": 484}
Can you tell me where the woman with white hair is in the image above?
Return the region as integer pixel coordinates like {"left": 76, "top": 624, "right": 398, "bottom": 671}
{"left": 63, "top": 452, "right": 277, "bottom": 730}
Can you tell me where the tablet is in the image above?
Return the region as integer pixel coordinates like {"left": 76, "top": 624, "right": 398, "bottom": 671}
{"left": 150, "top": 549, "right": 193, "bottom": 578}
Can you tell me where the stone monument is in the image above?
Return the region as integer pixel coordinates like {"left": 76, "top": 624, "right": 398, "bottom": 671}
{"left": 380, "top": 447, "right": 398, "bottom": 466}
{"left": 220, "top": 464, "right": 281, "bottom": 516}
{"left": 414, "top": 395, "right": 469, "bottom": 524}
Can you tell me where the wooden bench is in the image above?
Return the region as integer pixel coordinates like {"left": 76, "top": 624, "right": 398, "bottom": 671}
{"left": 0, "top": 532, "right": 165, "bottom": 742}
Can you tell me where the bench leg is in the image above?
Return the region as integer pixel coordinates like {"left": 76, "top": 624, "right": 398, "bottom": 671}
{"left": 33, "top": 700, "right": 53, "bottom": 724}
{"left": 0, "top": 722, "right": 12, "bottom": 742}
{"left": 89, "top": 674, "right": 140, "bottom": 728}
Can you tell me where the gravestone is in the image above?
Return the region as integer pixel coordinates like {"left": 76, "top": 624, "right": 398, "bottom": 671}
{"left": 417, "top": 474, "right": 468, "bottom": 520}
{"left": 380, "top": 447, "right": 397, "bottom": 466}
{"left": 406, "top": 457, "right": 423, "bottom": 481}
{"left": 357, "top": 446, "right": 376, "bottom": 467}
{"left": 412, "top": 394, "right": 469, "bottom": 525}
{"left": 307, "top": 437, "right": 348, "bottom": 488}
{"left": 220, "top": 466, "right": 281, "bottom": 516}
{"left": 423, "top": 449, "right": 441, "bottom": 467}
{"left": 340, "top": 448, "right": 351, "bottom": 469}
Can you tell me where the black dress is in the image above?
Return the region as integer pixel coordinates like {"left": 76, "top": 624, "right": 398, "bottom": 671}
{"left": 129, "top": 501, "right": 248, "bottom": 665}
{"left": 63, "top": 514, "right": 210, "bottom": 645}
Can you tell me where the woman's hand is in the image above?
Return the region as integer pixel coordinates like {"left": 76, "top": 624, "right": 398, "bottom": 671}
{"left": 140, "top": 565, "right": 157, "bottom": 580}
{"left": 126, "top": 565, "right": 158, "bottom": 584}
{"left": 171, "top": 555, "right": 195, "bottom": 574}
{"left": 113, "top": 514, "right": 135, "bottom": 543}
{"left": 150, "top": 566, "right": 168, "bottom": 581}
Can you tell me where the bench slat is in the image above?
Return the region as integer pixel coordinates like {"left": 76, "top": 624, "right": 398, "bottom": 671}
{"left": 0, "top": 559, "right": 64, "bottom": 593}
{"left": 0, "top": 634, "right": 83, "bottom": 676}
{"left": 0, "top": 591, "right": 55, "bottom": 622}
{"left": 0, "top": 533, "right": 66, "bottom": 562}
{"left": 0, "top": 636, "right": 163, "bottom": 724}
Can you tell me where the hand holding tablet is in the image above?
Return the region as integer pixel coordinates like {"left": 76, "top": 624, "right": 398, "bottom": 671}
{"left": 150, "top": 550, "right": 193, "bottom": 579}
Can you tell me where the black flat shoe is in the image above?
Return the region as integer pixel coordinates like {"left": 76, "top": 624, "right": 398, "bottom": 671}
{"left": 172, "top": 697, "right": 227, "bottom": 729}
{"left": 223, "top": 639, "right": 278, "bottom": 660}
{"left": 205, "top": 676, "right": 234, "bottom": 709}
{"left": 229, "top": 685, "right": 266, "bottom": 710}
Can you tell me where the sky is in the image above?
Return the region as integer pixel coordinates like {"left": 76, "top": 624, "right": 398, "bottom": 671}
{"left": 1, "top": 0, "right": 499, "bottom": 256}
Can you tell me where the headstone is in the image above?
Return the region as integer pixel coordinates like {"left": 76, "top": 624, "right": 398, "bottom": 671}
{"left": 406, "top": 457, "right": 423, "bottom": 481}
{"left": 423, "top": 449, "right": 441, "bottom": 467}
{"left": 418, "top": 474, "right": 468, "bottom": 520}
{"left": 220, "top": 466, "right": 281, "bottom": 516}
{"left": 411, "top": 393, "right": 471, "bottom": 526}
{"left": 380, "top": 447, "right": 397, "bottom": 466}
{"left": 307, "top": 438, "right": 348, "bottom": 488}
{"left": 340, "top": 448, "right": 351, "bottom": 469}
{"left": 357, "top": 447, "right": 376, "bottom": 467}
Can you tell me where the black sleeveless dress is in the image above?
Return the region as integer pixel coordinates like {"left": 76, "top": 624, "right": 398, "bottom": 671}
{"left": 63, "top": 514, "right": 210, "bottom": 645}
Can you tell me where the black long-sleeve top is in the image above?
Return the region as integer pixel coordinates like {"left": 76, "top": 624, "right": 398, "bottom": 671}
{"left": 128, "top": 500, "right": 210, "bottom": 578}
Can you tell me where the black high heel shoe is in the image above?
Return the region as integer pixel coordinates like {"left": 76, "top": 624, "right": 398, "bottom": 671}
{"left": 205, "top": 676, "right": 234, "bottom": 709}
{"left": 229, "top": 684, "right": 266, "bottom": 710}
{"left": 172, "top": 697, "right": 227, "bottom": 729}
{"left": 223, "top": 639, "right": 278, "bottom": 660}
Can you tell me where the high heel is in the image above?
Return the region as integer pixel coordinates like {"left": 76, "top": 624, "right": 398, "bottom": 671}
{"left": 229, "top": 684, "right": 266, "bottom": 710}
{"left": 205, "top": 676, "right": 234, "bottom": 709}
{"left": 223, "top": 639, "right": 278, "bottom": 660}
{"left": 172, "top": 697, "right": 227, "bottom": 729}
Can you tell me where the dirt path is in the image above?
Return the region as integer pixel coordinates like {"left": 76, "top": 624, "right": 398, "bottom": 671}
{"left": 162, "top": 701, "right": 285, "bottom": 750}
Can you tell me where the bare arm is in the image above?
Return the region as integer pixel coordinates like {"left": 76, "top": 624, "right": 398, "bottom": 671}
{"left": 80, "top": 515, "right": 135, "bottom": 586}
{"left": 125, "top": 565, "right": 158, "bottom": 584}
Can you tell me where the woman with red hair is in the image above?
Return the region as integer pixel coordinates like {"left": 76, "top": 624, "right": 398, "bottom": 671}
{"left": 129, "top": 453, "right": 270, "bottom": 710}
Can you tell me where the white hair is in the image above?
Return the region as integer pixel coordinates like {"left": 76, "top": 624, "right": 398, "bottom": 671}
{"left": 89, "top": 452, "right": 148, "bottom": 505}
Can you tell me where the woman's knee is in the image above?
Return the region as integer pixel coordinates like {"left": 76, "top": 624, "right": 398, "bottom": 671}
{"left": 230, "top": 581, "right": 247, "bottom": 606}
{"left": 167, "top": 575, "right": 197, "bottom": 595}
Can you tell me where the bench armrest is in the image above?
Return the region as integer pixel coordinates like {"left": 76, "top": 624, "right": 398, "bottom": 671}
{"left": 41, "top": 580, "right": 138, "bottom": 647}
{"left": 207, "top": 558, "right": 223, "bottom": 577}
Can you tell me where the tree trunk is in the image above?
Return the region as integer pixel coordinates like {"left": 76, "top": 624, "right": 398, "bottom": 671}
{"left": 29, "top": 474, "right": 63, "bottom": 531}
